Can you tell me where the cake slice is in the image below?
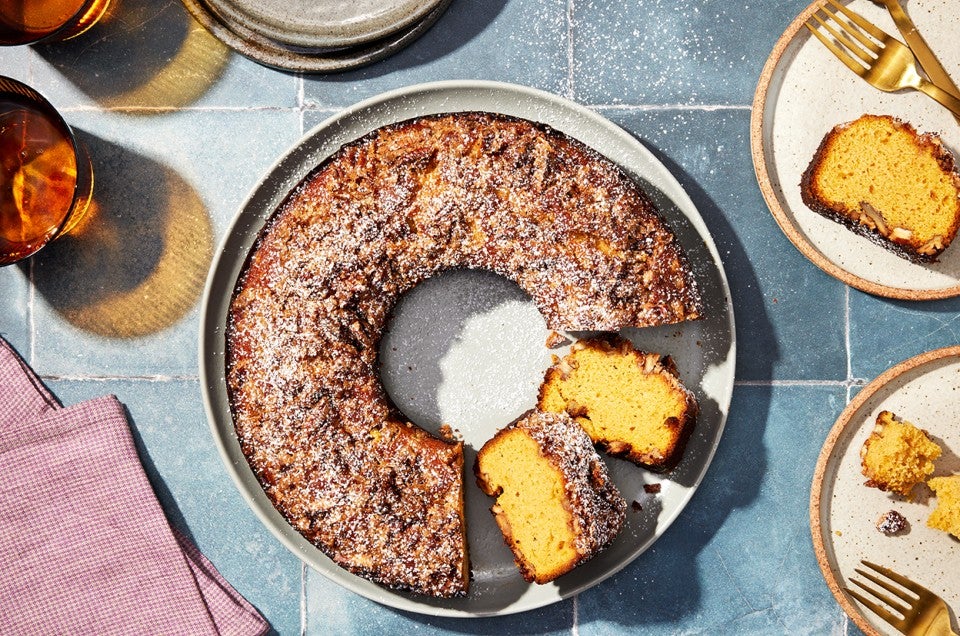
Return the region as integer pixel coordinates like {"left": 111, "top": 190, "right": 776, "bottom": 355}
{"left": 927, "top": 475, "right": 960, "bottom": 538}
{"left": 800, "top": 114, "right": 960, "bottom": 263}
{"left": 860, "top": 410, "right": 942, "bottom": 497}
{"left": 537, "top": 336, "right": 698, "bottom": 472}
{"left": 474, "top": 410, "right": 626, "bottom": 584}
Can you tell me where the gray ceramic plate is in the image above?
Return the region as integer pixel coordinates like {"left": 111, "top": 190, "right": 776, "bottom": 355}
{"left": 203, "top": 0, "right": 443, "bottom": 49}
{"left": 199, "top": 81, "right": 736, "bottom": 616}
{"left": 180, "top": 0, "right": 451, "bottom": 73}
{"left": 811, "top": 346, "right": 960, "bottom": 635}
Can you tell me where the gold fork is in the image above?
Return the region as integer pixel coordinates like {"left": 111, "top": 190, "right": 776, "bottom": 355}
{"left": 846, "top": 560, "right": 958, "bottom": 636}
{"left": 805, "top": 0, "right": 960, "bottom": 118}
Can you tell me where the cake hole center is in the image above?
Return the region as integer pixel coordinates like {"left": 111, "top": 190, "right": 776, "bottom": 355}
{"left": 379, "top": 268, "right": 555, "bottom": 449}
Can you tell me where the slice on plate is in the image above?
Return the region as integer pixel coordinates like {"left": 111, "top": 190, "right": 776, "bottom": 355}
{"left": 927, "top": 475, "right": 960, "bottom": 538}
{"left": 538, "top": 336, "right": 698, "bottom": 472}
{"left": 801, "top": 114, "right": 960, "bottom": 263}
{"left": 474, "top": 410, "right": 626, "bottom": 584}
{"left": 860, "top": 410, "right": 941, "bottom": 498}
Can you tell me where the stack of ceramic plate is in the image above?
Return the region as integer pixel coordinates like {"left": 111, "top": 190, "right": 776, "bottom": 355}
{"left": 180, "top": 0, "right": 452, "bottom": 73}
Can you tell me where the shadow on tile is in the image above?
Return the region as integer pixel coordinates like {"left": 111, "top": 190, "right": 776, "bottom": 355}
{"left": 561, "top": 148, "right": 776, "bottom": 631}
{"left": 34, "top": 0, "right": 229, "bottom": 109}
{"left": 27, "top": 129, "right": 213, "bottom": 338}
{"left": 321, "top": 0, "right": 509, "bottom": 80}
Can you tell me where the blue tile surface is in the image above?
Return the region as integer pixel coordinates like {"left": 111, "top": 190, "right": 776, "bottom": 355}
{"left": 572, "top": 0, "right": 810, "bottom": 106}
{"left": 302, "top": 0, "right": 570, "bottom": 108}
{"left": 29, "top": 0, "right": 298, "bottom": 110}
{"left": 0, "top": 0, "right": 927, "bottom": 633}
{"left": 577, "top": 384, "right": 848, "bottom": 635}
{"left": 0, "top": 269, "right": 30, "bottom": 355}
{"left": 849, "top": 292, "right": 960, "bottom": 382}
{"left": 24, "top": 109, "right": 299, "bottom": 377}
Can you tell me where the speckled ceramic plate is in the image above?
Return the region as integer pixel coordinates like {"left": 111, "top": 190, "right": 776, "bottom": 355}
{"left": 180, "top": 0, "right": 451, "bottom": 73}
{"left": 200, "top": 81, "right": 736, "bottom": 616}
{"left": 811, "top": 346, "right": 960, "bottom": 635}
{"left": 751, "top": 0, "right": 960, "bottom": 300}
{"left": 203, "top": 0, "right": 443, "bottom": 49}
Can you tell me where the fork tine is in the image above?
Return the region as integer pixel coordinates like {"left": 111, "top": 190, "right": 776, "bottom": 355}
{"left": 804, "top": 20, "right": 867, "bottom": 75}
{"left": 821, "top": 6, "right": 882, "bottom": 56}
{"left": 811, "top": 11, "right": 876, "bottom": 63}
{"left": 852, "top": 572, "right": 913, "bottom": 615}
{"left": 861, "top": 561, "right": 928, "bottom": 595}
{"left": 827, "top": 0, "right": 887, "bottom": 41}
{"left": 845, "top": 587, "right": 907, "bottom": 629}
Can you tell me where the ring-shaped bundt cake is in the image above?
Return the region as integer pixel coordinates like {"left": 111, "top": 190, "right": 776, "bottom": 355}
{"left": 226, "top": 112, "right": 702, "bottom": 597}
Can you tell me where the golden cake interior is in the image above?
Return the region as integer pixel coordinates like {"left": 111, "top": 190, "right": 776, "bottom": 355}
{"left": 927, "top": 475, "right": 960, "bottom": 538}
{"left": 538, "top": 337, "right": 697, "bottom": 471}
{"left": 860, "top": 410, "right": 942, "bottom": 498}
{"left": 477, "top": 427, "right": 580, "bottom": 582}
{"left": 803, "top": 114, "right": 960, "bottom": 259}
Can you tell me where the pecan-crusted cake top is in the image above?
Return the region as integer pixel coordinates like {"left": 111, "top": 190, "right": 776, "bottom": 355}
{"left": 226, "top": 112, "right": 702, "bottom": 597}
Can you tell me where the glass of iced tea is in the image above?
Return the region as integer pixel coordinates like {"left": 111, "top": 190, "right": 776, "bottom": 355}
{"left": 0, "top": 0, "right": 113, "bottom": 45}
{"left": 0, "top": 76, "right": 93, "bottom": 266}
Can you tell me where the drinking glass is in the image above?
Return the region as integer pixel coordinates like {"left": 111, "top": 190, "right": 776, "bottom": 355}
{"left": 0, "top": 0, "right": 113, "bottom": 46}
{"left": 0, "top": 76, "right": 93, "bottom": 265}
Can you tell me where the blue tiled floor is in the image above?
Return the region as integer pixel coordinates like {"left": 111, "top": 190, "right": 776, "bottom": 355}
{"left": 302, "top": 0, "right": 570, "bottom": 107}
{"left": 0, "top": 0, "right": 934, "bottom": 633}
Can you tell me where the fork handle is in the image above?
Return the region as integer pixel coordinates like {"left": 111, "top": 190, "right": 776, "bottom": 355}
{"left": 917, "top": 79, "right": 960, "bottom": 120}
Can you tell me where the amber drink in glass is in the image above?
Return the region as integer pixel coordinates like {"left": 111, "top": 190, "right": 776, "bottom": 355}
{"left": 0, "top": 0, "right": 113, "bottom": 45}
{"left": 0, "top": 76, "right": 92, "bottom": 265}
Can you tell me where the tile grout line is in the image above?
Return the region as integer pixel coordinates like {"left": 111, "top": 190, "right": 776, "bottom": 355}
{"left": 39, "top": 374, "right": 200, "bottom": 382}
{"left": 300, "top": 562, "right": 307, "bottom": 636}
{"left": 56, "top": 104, "right": 752, "bottom": 114}
{"left": 734, "top": 379, "right": 861, "bottom": 387}
{"left": 845, "top": 284, "right": 853, "bottom": 403}
{"left": 593, "top": 104, "right": 752, "bottom": 111}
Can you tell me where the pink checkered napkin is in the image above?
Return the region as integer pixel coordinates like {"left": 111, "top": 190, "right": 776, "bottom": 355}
{"left": 0, "top": 338, "right": 269, "bottom": 635}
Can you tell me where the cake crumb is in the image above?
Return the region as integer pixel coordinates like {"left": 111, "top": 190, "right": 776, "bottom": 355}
{"left": 644, "top": 483, "right": 661, "bottom": 494}
{"left": 876, "top": 510, "right": 909, "bottom": 536}
{"left": 631, "top": 501, "right": 642, "bottom": 512}
{"left": 545, "top": 331, "right": 571, "bottom": 349}
{"left": 438, "top": 423, "right": 462, "bottom": 442}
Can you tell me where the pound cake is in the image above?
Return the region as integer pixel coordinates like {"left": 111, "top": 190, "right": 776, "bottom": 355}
{"left": 474, "top": 410, "right": 626, "bottom": 584}
{"left": 860, "top": 410, "right": 942, "bottom": 498}
{"left": 227, "top": 112, "right": 703, "bottom": 597}
{"left": 927, "top": 475, "right": 960, "bottom": 538}
{"left": 800, "top": 114, "right": 960, "bottom": 263}
{"left": 538, "top": 336, "right": 698, "bottom": 472}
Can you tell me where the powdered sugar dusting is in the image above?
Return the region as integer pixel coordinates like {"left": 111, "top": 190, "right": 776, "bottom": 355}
{"left": 225, "top": 112, "right": 701, "bottom": 597}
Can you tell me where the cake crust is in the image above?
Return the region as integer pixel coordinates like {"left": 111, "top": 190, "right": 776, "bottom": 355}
{"left": 227, "top": 112, "right": 702, "bottom": 597}
{"left": 474, "top": 410, "right": 626, "bottom": 583}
